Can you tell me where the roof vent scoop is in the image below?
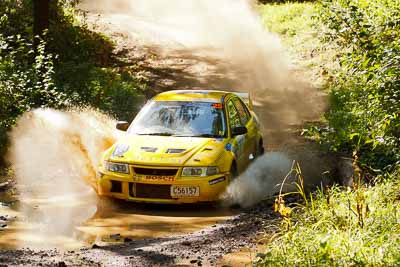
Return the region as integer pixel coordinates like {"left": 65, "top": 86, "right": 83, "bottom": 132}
{"left": 166, "top": 148, "right": 186, "bottom": 154}
{"left": 141, "top": 147, "right": 157, "bottom": 152}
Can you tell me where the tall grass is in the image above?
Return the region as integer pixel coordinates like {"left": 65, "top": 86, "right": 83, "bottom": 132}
{"left": 256, "top": 168, "right": 400, "bottom": 266}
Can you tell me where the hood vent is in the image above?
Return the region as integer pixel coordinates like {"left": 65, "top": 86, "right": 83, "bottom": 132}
{"left": 141, "top": 147, "right": 157, "bottom": 153}
{"left": 165, "top": 148, "right": 186, "bottom": 154}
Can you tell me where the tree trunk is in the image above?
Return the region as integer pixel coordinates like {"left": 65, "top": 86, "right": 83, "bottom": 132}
{"left": 33, "top": 0, "right": 50, "bottom": 46}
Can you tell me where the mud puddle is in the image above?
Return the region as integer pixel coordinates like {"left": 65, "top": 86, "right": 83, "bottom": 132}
{"left": 0, "top": 194, "right": 236, "bottom": 250}
{"left": 82, "top": 201, "right": 236, "bottom": 244}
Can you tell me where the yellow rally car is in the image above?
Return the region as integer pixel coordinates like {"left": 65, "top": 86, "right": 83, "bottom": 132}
{"left": 97, "top": 90, "right": 264, "bottom": 203}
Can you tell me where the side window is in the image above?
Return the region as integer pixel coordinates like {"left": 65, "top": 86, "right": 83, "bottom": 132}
{"left": 227, "top": 100, "right": 242, "bottom": 129}
{"left": 233, "top": 98, "right": 250, "bottom": 125}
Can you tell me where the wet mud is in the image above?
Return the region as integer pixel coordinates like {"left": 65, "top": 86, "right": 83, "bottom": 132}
{"left": 0, "top": 199, "right": 277, "bottom": 266}
{"left": 0, "top": 195, "right": 236, "bottom": 249}
{"left": 0, "top": 167, "right": 278, "bottom": 266}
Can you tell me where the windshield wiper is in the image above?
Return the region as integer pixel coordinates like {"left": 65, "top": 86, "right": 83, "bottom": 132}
{"left": 137, "top": 132, "right": 174, "bottom": 136}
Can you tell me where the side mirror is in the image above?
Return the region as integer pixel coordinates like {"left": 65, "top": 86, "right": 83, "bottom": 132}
{"left": 116, "top": 121, "right": 129, "bottom": 131}
{"left": 231, "top": 126, "right": 247, "bottom": 136}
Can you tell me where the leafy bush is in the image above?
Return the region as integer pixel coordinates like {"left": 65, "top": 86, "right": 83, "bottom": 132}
{"left": 0, "top": 1, "right": 146, "bottom": 162}
{"left": 312, "top": 0, "right": 400, "bottom": 172}
{"left": 0, "top": 35, "right": 67, "bottom": 158}
{"left": 0, "top": 0, "right": 33, "bottom": 38}
{"left": 256, "top": 2, "right": 400, "bottom": 265}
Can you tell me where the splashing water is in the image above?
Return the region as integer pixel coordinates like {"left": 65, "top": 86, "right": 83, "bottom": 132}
{"left": 222, "top": 152, "right": 297, "bottom": 208}
{"left": 6, "top": 108, "right": 120, "bottom": 247}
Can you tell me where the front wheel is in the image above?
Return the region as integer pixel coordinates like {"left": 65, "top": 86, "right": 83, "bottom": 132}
{"left": 95, "top": 195, "right": 114, "bottom": 215}
{"left": 256, "top": 139, "right": 265, "bottom": 157}
{"left": 228, "top": 163, "right": 238, "bottom": 182}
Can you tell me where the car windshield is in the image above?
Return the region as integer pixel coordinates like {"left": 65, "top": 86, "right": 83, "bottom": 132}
{"left": 128, "top": 101, "right": 226, "bottom": 137}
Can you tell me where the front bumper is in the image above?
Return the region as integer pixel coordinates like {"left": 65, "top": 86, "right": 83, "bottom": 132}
{"left": 97, "top": 168, "right": 229, "bottom": 204}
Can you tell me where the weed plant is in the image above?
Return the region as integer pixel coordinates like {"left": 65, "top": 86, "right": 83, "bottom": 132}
{"left": 257, "top": 165, "right": 400, "bottom": 266}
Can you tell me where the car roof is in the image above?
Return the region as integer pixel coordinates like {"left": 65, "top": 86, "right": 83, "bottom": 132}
{"left": 152, "top": 90, "right": 232, "bottom": 103}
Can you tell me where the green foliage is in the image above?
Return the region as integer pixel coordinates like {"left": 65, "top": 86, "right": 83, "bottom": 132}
{"left": 260, "top": 2, "right": 317, "bottom": 38}
{"left": 0, "top": 0, "right": 33, "bottom": 38}
{"left": 0, "top": 1, "right": 146, "bottom": 162}
{"left": 257, "top": 2, "right": 400, "bottom": 265}
{"left": 259, "top": 2, "right": 320, "bottom": 62}
{"left": 258, "top": 2, "right": 330, "bottom": 92}
{"left": 258, "top": 0, "right": 317, "bottom": 3}
{"left": 310, "top": 0, "right": 400, "bottom": 171}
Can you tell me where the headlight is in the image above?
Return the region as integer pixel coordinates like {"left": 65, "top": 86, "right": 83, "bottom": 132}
{"left": 104, "top": 161, "right": 130, "bottom": 174}
{"left": 181, "top": 166, "right": 219, "bottom": 177}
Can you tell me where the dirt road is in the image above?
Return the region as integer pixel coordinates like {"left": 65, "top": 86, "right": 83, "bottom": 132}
{"left": 0, "top": 1, "right": 334, "bottom": 266}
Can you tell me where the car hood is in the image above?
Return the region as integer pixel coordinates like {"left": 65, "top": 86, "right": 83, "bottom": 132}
{"left": 106, "top": 135, "right": 226, "bottom": 166}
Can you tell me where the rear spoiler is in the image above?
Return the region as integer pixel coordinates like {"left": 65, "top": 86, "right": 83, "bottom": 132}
{"left": 234, "top": 92, "right": 253, "bottom": 110}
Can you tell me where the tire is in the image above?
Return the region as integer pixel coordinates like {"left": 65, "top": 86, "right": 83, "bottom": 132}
{"left": 257, "top": 139, "right": 265, "bottom": 157}
{"left": 229, "top": 162, "right": 238, "bottom": 182}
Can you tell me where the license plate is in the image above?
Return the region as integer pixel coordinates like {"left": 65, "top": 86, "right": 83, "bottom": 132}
{"left": 171, "top": 186, "right": 200, "bottom": 197}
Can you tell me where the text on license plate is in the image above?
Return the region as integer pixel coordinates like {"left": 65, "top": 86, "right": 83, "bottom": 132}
{"left": 171, "top": 186, "right": 200, "bottom": 197}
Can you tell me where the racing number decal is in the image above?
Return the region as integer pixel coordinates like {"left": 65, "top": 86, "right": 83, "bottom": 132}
{"left": 227, "top": 99, "right": 246, "bottom": 160}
